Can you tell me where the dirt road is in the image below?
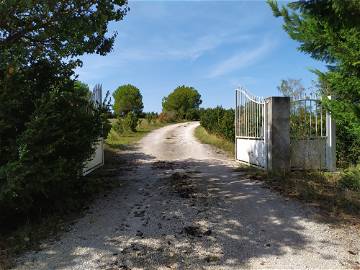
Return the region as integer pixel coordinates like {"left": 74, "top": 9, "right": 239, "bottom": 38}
{"left": 14, "top": 122, "right": 359, "bottom": 269}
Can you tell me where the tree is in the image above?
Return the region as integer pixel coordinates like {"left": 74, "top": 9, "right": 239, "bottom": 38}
{"left": 0, "top": 1, "right": 128, "bottom": 224}
{"left": 162, "top": 85, "right": 202, "bottom": 119}
{"left": 268, "top": 0, "right": 360, "bottom": 166}
{"left": 277, "top": 78, "right": 306, "bottom": 99}
{"left": 113, "top": 84, "right": 144, "bottom": 116}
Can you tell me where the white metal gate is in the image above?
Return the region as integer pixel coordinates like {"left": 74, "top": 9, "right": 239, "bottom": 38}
{"left": 235, "top": 87, "right": 268, "bottom": 168}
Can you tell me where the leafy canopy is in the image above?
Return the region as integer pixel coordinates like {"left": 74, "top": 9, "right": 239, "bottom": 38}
{"left": 0, "top": 1, "right": 128, "bottom": 224}
{"left": 268, "top": 0, "right": 360, "bottom": 165}
{"left": 113, "top": 84, "right": 144, "bottom": 116}
{"left": 1, "top": 1, "right": 129, "bottom": 67}
{"left": 162, "top": 85, "right": 202, "bottom": 119}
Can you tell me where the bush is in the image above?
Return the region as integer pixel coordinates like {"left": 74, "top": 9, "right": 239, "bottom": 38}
{"left": 113, "top": 118, "right": 125, "bottom": 134}
{"left": 123, "top": 112, "right": 139, "bottom": 132}
{"left": 200, "top": 107, "right": 235, "bottom": 142}
{"left": 0, "top": 86, "right": 105, "bottom": 225}
{"left": 339, "top": 165, "right": 360, "bottom": 192}
{"left": 185, "top": 108, "right": 200, "bottom": 121}
{"left": 145, "top": 112, "right": 158, "bottom": 124}
{"left": 158, "top": 111, "right": 177, "bottom": 123}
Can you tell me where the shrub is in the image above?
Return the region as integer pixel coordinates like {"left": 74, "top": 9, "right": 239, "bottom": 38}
{"left": 113, "top": 118, "right": 125, "bottom": 134}
{"left": 339, "top": 165, "right": 360, "bottom": 192}
{"left": 123, "top": 112, "right": 139, "bottom": 132}
{"left": 158, "top": 111, "right": 177, "bottom": 123}
{"left": 200, "top": 107, "right": 235, "bottom": 142}
{"left": 145, "top": 112, "right": 158, "bottom": 124}
{"left": 0, "top": 86, "right": 105, "bottom": 225}
{"left": 185, "top": 108, "right": 200, "bottom": 121}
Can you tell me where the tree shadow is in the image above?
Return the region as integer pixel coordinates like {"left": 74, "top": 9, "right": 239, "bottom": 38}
{"left": 13, "top": 152, "right": 356, "bottom": 269}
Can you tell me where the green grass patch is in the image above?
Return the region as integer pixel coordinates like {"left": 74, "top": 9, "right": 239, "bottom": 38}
{"left": 194, "top": 125, "right": 235, "bottom": 157}
{"left": 106, "top": 119, "right": 167, "bottom": 149}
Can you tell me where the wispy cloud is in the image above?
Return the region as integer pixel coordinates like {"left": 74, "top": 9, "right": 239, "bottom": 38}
{"left": 115, "top": 32, "right": 252, "bottom": 62}
{"left": 208, "top": 38, "right": 276, "bottom": 78}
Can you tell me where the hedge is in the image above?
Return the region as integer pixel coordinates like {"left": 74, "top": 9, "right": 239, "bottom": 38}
{"left": 200, "top": 107, "right": 235, "bottom": 142}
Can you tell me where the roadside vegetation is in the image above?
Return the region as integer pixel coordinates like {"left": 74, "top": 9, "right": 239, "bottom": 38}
{"left": 194, "top": 126, "right": 235, "bottom": 157}
{"left": 106, "top": 117, "right": 168, "bottom": 149}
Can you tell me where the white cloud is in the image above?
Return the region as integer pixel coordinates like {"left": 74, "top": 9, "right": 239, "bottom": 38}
{"left": 115, "top": 32, "right": 252, "bottom": 62}
{"left": 208, "top": 38, "right": 276, "bottom": 78}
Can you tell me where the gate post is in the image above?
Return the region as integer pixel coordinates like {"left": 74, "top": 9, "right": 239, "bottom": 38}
{"left": 266, "top": 97, "right": 290, "bottom": 173}
{"left": 326, "top": 96, "right": 336, "bottom": 171}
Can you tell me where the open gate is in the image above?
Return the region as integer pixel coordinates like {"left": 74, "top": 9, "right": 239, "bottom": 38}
{"left": 235, "top": 87, "right": 336, "bottom": 171}
{"left": 235, "top": 87, "right": 268, "bottom": 168}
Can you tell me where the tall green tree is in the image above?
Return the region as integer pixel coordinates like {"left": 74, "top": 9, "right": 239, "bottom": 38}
{"left": 0, "top": 1, "right": 128, "bottom": 224}
{"left": 268, "top": 0, "right": 360, "bottom": 165}
{"left": 113, "top": 84, "right": 144, "bottom": 116}
{"left": 162, "top": 85, "right": 202, "bottom": 119}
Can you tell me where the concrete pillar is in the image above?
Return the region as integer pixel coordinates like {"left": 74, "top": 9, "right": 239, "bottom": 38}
{"left": 266, "top": 97, "right": 291, "bottom": 173}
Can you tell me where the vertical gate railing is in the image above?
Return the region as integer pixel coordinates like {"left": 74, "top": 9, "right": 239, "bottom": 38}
{"left": 235, "top": 87, "right": 265, "bottom": 139}
{"left": 290, "top": 96, "right": 326, "bottom": 139}
{"left": 290, "top": 96, "right": 335, "bottom": 171}
{"left": 235, "top": 87, "right": 268, "bottom": 168}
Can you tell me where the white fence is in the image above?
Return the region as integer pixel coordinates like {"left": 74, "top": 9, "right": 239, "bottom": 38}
{"left": 83, "top": 84, "right": 105, "bottom": 176}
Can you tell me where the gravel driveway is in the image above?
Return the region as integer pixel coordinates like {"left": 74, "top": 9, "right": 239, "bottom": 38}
{"left": 14, "top": 122, "right": 360, "bottom": 269}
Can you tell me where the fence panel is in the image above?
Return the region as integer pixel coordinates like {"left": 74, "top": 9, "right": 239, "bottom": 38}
{"left": 290, "top": 97, "right": 335, "bottom": 171}
{"left": 83, "top": 85, "right": 105, "bottom": 176}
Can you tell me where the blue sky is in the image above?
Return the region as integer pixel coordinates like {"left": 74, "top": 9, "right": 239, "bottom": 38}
{"left": 76, "top": 1, "right": 325, "bottom": 112}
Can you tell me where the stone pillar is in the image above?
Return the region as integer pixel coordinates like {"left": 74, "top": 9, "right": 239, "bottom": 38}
{"left": 266, "top": 97, "right": 290, "bottom": 173}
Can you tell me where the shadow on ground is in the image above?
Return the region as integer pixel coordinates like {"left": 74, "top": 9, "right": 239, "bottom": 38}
{"left": 14, "top": 148, "right": 357, "bottom": 269}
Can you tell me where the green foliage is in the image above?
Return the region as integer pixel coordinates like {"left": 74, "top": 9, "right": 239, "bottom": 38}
{"left": 162, "top": 85, "right": 202, "bottom": 119}
{"left": 194, "top": 126, "right": 235, "bottom": 157}
{"left": 339, "top": 165, "right": 360, "bottom": 192}
{"left": 145, "top": 112, "right": 158, "bottom": 124}
{"left": 112, "top": 84, "right": 144, "bottom": 117}
{"left": 185, "top": 108, "right": 201, "bottom": 121}
{"left": 268, "top": 0, "right": 360, "bottom": 166}
{"left": 123, "top": 112, "right": 139, "bottom": 132}
{"left": 158, "top": 111, "right": 178, "bottom": 123}
{"left": 200, "top": 107, "right": 235, "bottom": 142}
{"left": 0, "top": 85, "right": 104, "bottom": 224}
{"left": 0, "top": 1, "right": 127, "bottom": 226}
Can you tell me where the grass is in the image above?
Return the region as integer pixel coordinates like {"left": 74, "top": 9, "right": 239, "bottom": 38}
{"left": 106, "top": 118, "right": 168, "bottom": 149}
{"left": 238, "top": 167, "right": 360, "bottom": 224}
{"left": 194, "top": 125, "right": 235, "bottom": 157}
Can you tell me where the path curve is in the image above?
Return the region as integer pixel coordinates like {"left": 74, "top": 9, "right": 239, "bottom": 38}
{"left": 13, "top": 122, "right": 359, "bottom": 269}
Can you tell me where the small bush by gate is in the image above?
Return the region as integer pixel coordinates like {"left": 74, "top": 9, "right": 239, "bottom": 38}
{"left": 235, "top": 87, "right": 336, "bottom": 172}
